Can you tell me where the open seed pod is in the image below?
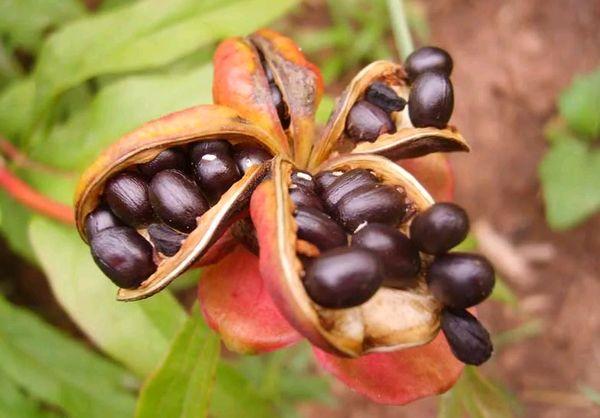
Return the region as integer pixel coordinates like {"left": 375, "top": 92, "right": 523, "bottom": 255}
{"left": 74, "top": 105, "right": 282, "bottom": 301}
{"left": 251, "top": 154, "right": 444, "bottom": 357}
{"left": 310, "top": 61, "right": 469, "bottom": 169}
{"left": 213, "top": 28, "right": 323, "bottom": 169}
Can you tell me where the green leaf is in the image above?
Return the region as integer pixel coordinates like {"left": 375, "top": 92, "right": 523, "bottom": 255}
{"left": 29, "top": 218, "right": 186, "bottom": 377}
{"left": 559, "top": 69, "right": 600, "bottom": 140}
{"left": 0, "top": 295, "right": 135, "bottom": 418}
{"left": 0, "top": 369, "right": 63, "bottom": 418}
{"left": 136, "top": 306, "right": 220, "bottom": 418}
{"left": 539, "top": 138, "right": 600, "bottom": 229}
{"left": 459, "top": 367, "right": 515, "bottom": 418}
{"left": 0, "top": 192, "right": 36, "bottom": 264}
{"left": 437, "top": 389, "right": 463, "bottom": 418}
{"left": 316, "top": 95, "right": 335, "bottom": 125}
{"left": 580, "top": 385, "right": 600, "bottom": 406}
{"left": 0, "top": 78, "right": 35, "bottom": 142}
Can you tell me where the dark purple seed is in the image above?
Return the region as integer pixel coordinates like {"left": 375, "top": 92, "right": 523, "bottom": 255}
{"left": 264, "top": 64, "right": 275, "bottom": 82}
{"left": 427, "top": 252, "right": 495, "bottom": 309}
{"left": 147, "top": 223, "right": 187, "bottom": 257}
{"left": 270, "top": 83, "right": 290, "bottom": 129}
{"left": 303, "top": 247, "right": 383, "bottom": 308}
{"left": 335, "top": 184, "right": 407, "bottom": 232}
{"left": 405, "top": 46, "right": 453, "bottom": 82}
{"left": 192, "top": 150, "right": 241, "bottom": 203}
{"left": 314, "top": 170, "right": 342, "bottom": 192}
{"left": 90, "top": 226, "right": 156, "bottom": 289}
{"left": 410, "top": 202, "right": 469, "bottom": 254}
{"left": 291, "top": 170, "right": 315, "bottom": 190}
{"left": 345, "top": 100, "right": 395, "bottom": 142}
{"left": 441, "top": 308, "right": 493, "bottom": 365}
{"left": 294, "top": 207, "right": 347, "bottom": 251}
{"left": 190, "top": 140, "right": 232, "bottom": 162}
{"left": 84, "top": 205, "right": 122, "bottom": 240}
{"left": 289, "top": 185, "right": 324, "bottom": 211}
{"left": 408, "top": 72, "right": 454, "bottom": 129}
{"left": 105, "top": 172, "right": 154, "bottom": 227}
{"left": 365, "top": 82, "right": 407, "bottom": 112}
{"left": 232, "top": 143, "right": 272, "bottom": 173}
{"left": 323, "top": 168, "right": 379, "bottom": 211}
{"left": 351, "top": 223, "right": 420, "bottom": 280}
{"left": 149, "top": 169, "right": 209, "bottom": 233}
{"left": 139, "top": 148, "right": 187, "bottom": 178}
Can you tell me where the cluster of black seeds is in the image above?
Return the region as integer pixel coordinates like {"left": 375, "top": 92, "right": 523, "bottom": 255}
{"left": 86, "top": 141, "right": 271, "bottom": 289}
{"left": 290, "top": 169, "right": 494, "bottom": 365}
{"left": 345, "top": 46, "right": 454, "bottom": 143}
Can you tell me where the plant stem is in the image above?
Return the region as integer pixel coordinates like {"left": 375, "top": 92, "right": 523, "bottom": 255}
{"left": 386, "top": 0, "right": 414, "bottom": 60}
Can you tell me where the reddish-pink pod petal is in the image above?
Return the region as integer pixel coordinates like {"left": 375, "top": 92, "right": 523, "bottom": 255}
{"left": 400, "top": 153, "right": 454, "bottom": 201}
{"left": 198, "top": 246, "right": 301, "bottom": 354}
{"left": 313, "top": 332, "right": 463, "bottom": 405}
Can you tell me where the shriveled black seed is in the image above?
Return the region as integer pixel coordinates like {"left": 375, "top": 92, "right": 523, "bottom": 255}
{"left": 351, "top": 223, "right": 420, "bottom": 280}
{"left": 270, "top": 83, "right": 290, "bottom": 129}
{"left": 90, "top": 226, "right": 156, "bottom": 289}
{"left": 289, "top": 185, "right": 324, "bottom": 211}
{"left": 408, "top": 72, "right": 454, "bottom": 129}
{"left": 441, "top": 308, "right": 493, "bottom": 365}
{"left": 294, "top": 207, "right": 347, "bottom": 251}
{"left": 232, "top": 143, "right": 272, "bottom": 173}
{"left": 345, "top": 100, "right": 395, "bottom": 142}
{"left": 365, "top": 82, "right": 407, "bottom": 112}
{"left": 291, "top": 170, "right": 315, "bottom": 190}
{"left": 336, "top": 184, "right": 407, "bottom": 232}
{"left": 303, "top": 247, "right": 383, "bottom": 308}
{"left": 147, "top": 223, "right": 187, "bottom": 257}
{"left": 105, "top": 172, "right": 154, "bottom": 227}
{"left": 192, "top": 150, "right": 241, "bottom": 203}
{"left": 314, "top": 170, "right": 342, "bottom": 192}
{"left": 410, "top": 202, "right": 469, "bottom": 254}
{"left": 405, "top": 46, "right": 453, "bottom": 82}
{"left": 427, "top": 252, "right": 495, "bottom": 309}
{"left": 190, "top": 140, "right": 232, "bottom": 162}
{"left": 84, "top": 205, "right": 122, "bottom": 240}
{"left": 323, "top": 168, "right": 378, "bottom": 211}
{"left": 149, "top": 169, "right": 209, "bottom": 233}
{"left": 139, "top": 148, "right": 187, "bottom": 178}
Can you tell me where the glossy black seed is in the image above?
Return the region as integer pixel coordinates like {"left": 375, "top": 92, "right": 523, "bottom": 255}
{"left": 314, "top": 170, "right": 342, "bottom": 192}
{"left": 192, "top": 150, "right": 241, "bottom": 203}
{"left": 149, "top": 169, "right": 209, "bottom": 232}
{"left": 441, "top": 308, "right": 493, "bottom": 365}
{"left": 408, "top": 72, "right": 454, "bottom": 129}
{"left": 289, "top": 185, "right": 324, "bottom": 211}
{"left": 351, "top": 223, "right": 420, "bottom": 279}
{"left": 270, "top": 83, "right": 290, "bottom": 129}
{"left": 303, "top": 247, "right": 383, "bottom": 308}
{"left": 291, "top": 170, "right": 315, "bottom": 190}
{"left": 139, "top": 148, "right": 187, "bottom": 178}
{"left": 405, "top": 46, "right": 453, "bottom": 82}
{"left": 323, "top": 168, "right": 379, "bottom": 211}
{"left": 410, "top": 202, "right": 469, "bottom": 254}
{"left": 90, "top": 226, "right": 156, "bottom": 289}
{"left": 105, "top": 172, "right": 154, "bottom": 227}
{"left": 335, "top": 184, "right": 407, "bottom": 232}
{"left": 294, "top": 207, "right": 347, "bottom": 251}
{"left": 427, "top": 252, "right": 495, "bottom": 309}
{"left": 84, "top": 205, "right": 122, "bottom": 240}
{"left": 345, "top": 100, "right": 395, "bottom": 142}
{"left": 232, "top": 143, "right": 272, "bottom": 173}
{"left": 147, "top": 223, "right": 187, "bottom": 256}
{"left": 190, "top": 140, "right": 232, "bottom": 162}
{"left": 364, "top": 82, "right": 407, "bottom": 112}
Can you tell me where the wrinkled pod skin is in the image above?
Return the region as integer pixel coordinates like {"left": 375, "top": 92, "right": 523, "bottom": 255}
{"left": 251, "top": 155, "right": 444, "bottom": 357}
{"left": 74, "top": 105, "right": 282, "bottom": 301}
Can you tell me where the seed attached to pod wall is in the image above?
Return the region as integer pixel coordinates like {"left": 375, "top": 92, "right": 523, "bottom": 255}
{"left": 410, "top": 202, "right": 469, "bottom": 254}
{"left": 90, "top": 226, "right": 156, "bottom": 288}
{"left": 314, "top": 170, "right": 342, "bottom": 193}
{"left": 105, "top": 172, "right": 154, "bottom": 227}
{"left": 294, "top": 207, "right": 347, "bottom": 251}
{"left": 303, "top": 247, "right": 383, "bottom": 309}
{"left": 84, "top": 205, "right": 122, "bottom": 239}
{"left": 147, "top": 223, "right": 187, "bottom": 256}
{"left": 190, "top": 140, "right": 232, "bottom": 161}
{"left": 364, "top": 82, "right": 407, "bottom": 112}
{"left": 441, "top": 308, "right": 493, "bottom": 365}
{"left": 139, "top": 148, "right": 187, "bottom": 178}
{"left": 345, "top": 100, "right": 395, "bottom": 142}
{"left": 289, "top": 185, "right": 324, "bottom": 211}
{"left": 351, "top": 223, "right": 420, "bottom": 280}
{"left": 291, "top": 170, "right": 315, "bottom": 190}
{"left": 149, "top": 169, "right": 209, "bottom": 233}
{"left": 335, "top": 184, "right": 407, "bottom": 231}
{"left": 192, "top": 149, "right": 241, "bottom": 203}
{"left": 408, "top": 72, "right": 454, "bottom": 129}
{"left": 323, "top": 168, "right": 378, "bottom": 211}
{"left": 427, "top": 252, "right": 495, "bottom": 309}
{"left": 270, "top": 84, "right": 290, "bottom": 129}
{"left": 232, "top": 143, "right": 272, "bottom": 174}
{"left": 404, "top": 46, "right": 453, "bottom": 82}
